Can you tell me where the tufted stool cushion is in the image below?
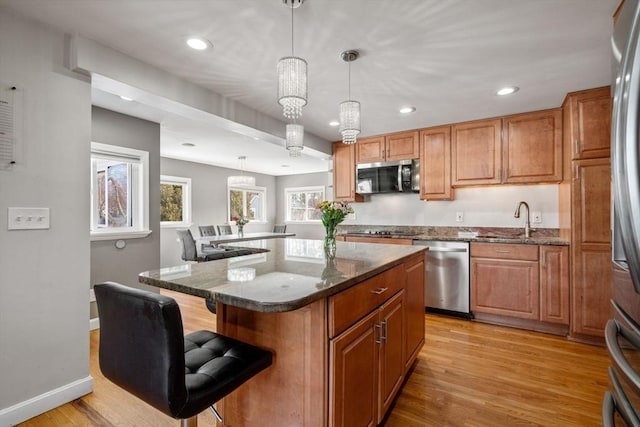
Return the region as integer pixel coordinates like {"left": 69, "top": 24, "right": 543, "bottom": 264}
{"left": 181, "top": 330, "right": 273, "bottom": 417}
{"left": 95, "top": 282, "right": 272, "bottom": 421}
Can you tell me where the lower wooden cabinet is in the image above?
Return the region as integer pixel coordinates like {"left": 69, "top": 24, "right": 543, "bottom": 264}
{"left": 404, "top": 254, "right": 425, "bottom": 370}
{"left": 471, "top": 243, "right": 569, "bottom": 333}
{"left": 330, "top": 291, "right": 404, "bottom": 427}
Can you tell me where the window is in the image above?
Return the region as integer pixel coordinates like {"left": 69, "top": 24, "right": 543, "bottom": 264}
{"left": 285, "top": 186, "right": 324, "bottom": 223}
{"left": 228, "top": 185, "right": 266, "bottom": 223}
{"left": 90, "top": 142, "right": 150, "bottom": 240}
{"left": 160, "top": 175, "right": 192, "bottom": 228}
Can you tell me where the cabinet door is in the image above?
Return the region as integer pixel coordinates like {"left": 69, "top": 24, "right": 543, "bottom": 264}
{"left": 419, "top": 126, "right": 454, "bottom": 200}
{"left": 571, "top": 158, "right": 612, "bottom": 337}
{"left": 471, "top": 258, "right": 540, "bottom": 320}
{"left": 452, "top": 118, "right": 502, "bottom": 186}
{"left": 333, "top": 141, "right": 363, "bottom": 202}
{"left": 378, "top": 291, "right": 405, "bottom": 423}
{"left": 539, "top": 246, "right": 569, "bottom": 324}
{"left": 566, "top": 86, "right": 611, "bottom": 159}
{"left": 330, "top": 310, "right": 379, "bottom": 427}
{"left": 356, "top": 136, "right": 386, "bottom": 164}
{"left": 404, "top": 255, "right": 425, "bottom": 370}
{"left": 502, "top": 109, "right": 562, "bottom": 184}
{"left": 386, "top": 130, "right": 419, "bottom": 161}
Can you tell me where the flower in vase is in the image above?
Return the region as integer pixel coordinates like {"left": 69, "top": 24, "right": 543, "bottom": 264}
{"left": 231, "top": 216, "right": 250, "bottom": 227}
{"left": 317, "top": 201, "right": 353, "bottom": 236}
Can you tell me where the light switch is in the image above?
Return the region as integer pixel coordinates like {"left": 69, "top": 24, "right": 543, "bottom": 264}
{"left": 8, "top": 207, "right": 50, "bottom": 230}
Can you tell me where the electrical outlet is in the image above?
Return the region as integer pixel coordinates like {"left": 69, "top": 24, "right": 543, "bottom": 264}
{"left": 532, "top": 211, "right": 542, "bottom": 224}
{"left": 456, "top": 211, "right": 464, "bottom": 222}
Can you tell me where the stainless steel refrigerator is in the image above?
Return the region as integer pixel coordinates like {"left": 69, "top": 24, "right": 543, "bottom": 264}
{"left": 605, "top": 0, "right": 640, "bottom": 424}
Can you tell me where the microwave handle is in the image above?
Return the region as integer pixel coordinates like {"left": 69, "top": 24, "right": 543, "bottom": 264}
{"left": 397, "top": 165, "right": 403, "bottom": 192}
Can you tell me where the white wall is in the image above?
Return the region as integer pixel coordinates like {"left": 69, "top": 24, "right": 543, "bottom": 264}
{"left": 0, "top": 8, "right": 92, "bottom": 425}
{"left": 349, "top": 184, "right": 559, "bottom": 228}
{"left": 160, "top": 157, "right": 277, "bottom": 267}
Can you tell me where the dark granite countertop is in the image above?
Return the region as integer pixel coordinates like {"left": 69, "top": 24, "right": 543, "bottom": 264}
{"left": 139, "top": 238, "right": 426, "bottom": 313}
{"left": 412, "top": 234, "right": 569, "bottom": 246}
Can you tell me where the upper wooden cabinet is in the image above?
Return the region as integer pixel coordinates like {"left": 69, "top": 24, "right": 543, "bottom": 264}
{"left": 356, "top": 131, "right": 419, "bottom": 164}
{"left": 563, "top": 86, "right": 611, "bottom": 160}
{"left": 502, "top": 109, "right": 563, "bottom": 184}
{"left": 332, "top": 141, "right": 363, "bottom": 202}
{"left": 419, "top": 126, "right": 454, "bottom": 200}
{"left": 452, "top": 118, "right": 502, "bottom": 186}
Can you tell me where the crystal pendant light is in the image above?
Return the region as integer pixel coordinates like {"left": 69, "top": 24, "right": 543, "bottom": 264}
{"left": 227, "top": 156, "right": 256, "bottom": 187}
{"left": 277, "top": 0, "right": 307, "bottom": 119}
{"left": 339, "top": 50, "right": 361, "bottom": 145}
{"left": 286, "top": 123, "right": 304, "bottom": 157}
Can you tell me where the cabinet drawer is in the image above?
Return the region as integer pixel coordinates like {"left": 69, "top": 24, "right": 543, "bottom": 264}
{"left": 329, "top": 264, "right": 404, "bottom": 338}
{"left": 470, "top": 242, "right": 538, "bottom": 261}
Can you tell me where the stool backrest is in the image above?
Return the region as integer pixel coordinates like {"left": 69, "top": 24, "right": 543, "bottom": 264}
{"left": 94, "top": 282, "right": 187, "bottom": 418}
{"left": 273, "top": 224, "right": 287, "bottom": 233}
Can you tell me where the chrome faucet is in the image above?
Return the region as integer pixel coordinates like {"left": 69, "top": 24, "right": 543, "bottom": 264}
{"left": 514, "top": 201, "right": 534, "bottom": 238}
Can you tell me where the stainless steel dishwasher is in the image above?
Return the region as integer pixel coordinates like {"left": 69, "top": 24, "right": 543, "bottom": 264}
{"left": 413, "top": 240, "right": 471, "bottom": 318}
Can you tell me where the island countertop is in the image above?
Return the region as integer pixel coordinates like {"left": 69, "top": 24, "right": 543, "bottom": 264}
{"left": 139, "top": 238, "right": 427, "bottom": 313}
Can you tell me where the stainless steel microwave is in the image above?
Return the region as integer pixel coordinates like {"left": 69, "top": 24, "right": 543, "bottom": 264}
{"left": 356, "top": 159, "right": 419, "bottom": 194}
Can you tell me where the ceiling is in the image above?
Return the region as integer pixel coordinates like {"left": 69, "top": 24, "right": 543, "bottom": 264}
{"left": 1, "top": 0, "right": 619, "bottom": 176}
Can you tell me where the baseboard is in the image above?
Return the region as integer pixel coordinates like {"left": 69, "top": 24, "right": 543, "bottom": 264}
{"left": 0, "top": 376, "right": 93, "bottom": 426}
{"left": 89, "top": 317, "right": 100, "bottom": 331}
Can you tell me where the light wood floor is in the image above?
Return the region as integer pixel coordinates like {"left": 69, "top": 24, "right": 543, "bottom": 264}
{"left": 18, "top": 290, "right": 611, "bottom": 427}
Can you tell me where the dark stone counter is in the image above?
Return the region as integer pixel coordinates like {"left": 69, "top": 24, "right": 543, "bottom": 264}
{"left": 139, "top": 238, "right": 426, "bottom": 313}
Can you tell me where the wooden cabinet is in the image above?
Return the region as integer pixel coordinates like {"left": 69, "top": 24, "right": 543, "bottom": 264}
{"left": 332, "top": 141, "right": 363, "bottom": 202}
{"left": 471, "top": 243, "right": 570, "bottom": 332}
{"left": 563, "top": 86, "right": 611, "bottom": 160}
{"left": 419, "top": 126, "right": 454, "bottom": 200}
{"left": 452, "top": 118, "right": 502, "bottom": 186}
{"left": 343, "top": 235, "right": 414, "bottom": 245}
{"left": 540, "top": 246, "right": 570, "bottom": 324}
{"left": 377, "top": 291, "right": 405, "bottom": 422}
{"left": 471, "top": 243, "right": 540, "bottom": 320}
{"left": 356, "top": 131, "right": 419, "bottom": 164}
{"left": 570, "top": 158, "right": 612, "bottom": 338}
{"left": 502, "top": 109, "right": 563, "bottom": 184}
{"left": 404, "top": 254, "right": 425, "bottom": 371}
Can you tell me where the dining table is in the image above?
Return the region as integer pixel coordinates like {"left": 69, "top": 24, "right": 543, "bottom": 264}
{"left": 196, "top": 231, "right": 295, "bottom": 247}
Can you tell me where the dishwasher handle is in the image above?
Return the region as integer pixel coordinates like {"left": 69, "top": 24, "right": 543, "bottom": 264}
{"left": 425, "top": 247, "right": 468, "bottom": 253}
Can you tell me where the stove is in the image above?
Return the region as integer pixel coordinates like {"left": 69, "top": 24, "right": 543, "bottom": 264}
{"left": 346, "top": 230, "right": 421, "bottom": 238}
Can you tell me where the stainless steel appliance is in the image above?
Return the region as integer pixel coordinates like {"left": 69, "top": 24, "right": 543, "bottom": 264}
{"left": 605, "top": 0, "right": 640, "bottom": 423}
{"left": 413, "top": 240, "right": 471, "bottom": 318}
{"left": 356, "top": 159, "right": 419, "bottom": 194}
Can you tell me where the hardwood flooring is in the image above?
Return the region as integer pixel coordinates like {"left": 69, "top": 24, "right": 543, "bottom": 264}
{"left": 18, "top": 291, "right": 611, "bottom": 427}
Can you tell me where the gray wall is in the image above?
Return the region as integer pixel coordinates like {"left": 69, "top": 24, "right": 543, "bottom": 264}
{"left": 0, "top": 8, "right": 91, "bottom": 424}
{"left": 90, "top": 107, "right": 161, "bottom": 290}
{"left": 275, "top": 171, "right": 331, "bottom": 240}
{"left": 160, "top": 157, "right": 276, "bottom": 267}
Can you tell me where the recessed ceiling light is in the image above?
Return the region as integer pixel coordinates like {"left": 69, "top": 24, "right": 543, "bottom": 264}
{"left": 186, "top": 37, "right": 210, "bottom": 51}
{"left": 281, "top": 164, "right": 290, "bottom": 168}
{"left": 119, "top": 95, "right": 133, "bottom": 101}
{"left": 399, "top": 106, "right": 416, "bottom": 114}
{"left": 181, "top": 142, "right": 196, "bottom": 147}
{"left": 497, "top": 86, "right": 519, "bottom": 96}
{"left": 329, "top": 121, "right": 340, "bottom": 127}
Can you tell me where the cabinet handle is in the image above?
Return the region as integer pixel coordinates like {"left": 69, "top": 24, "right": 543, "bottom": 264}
{"left": 370, "top": 287, "right": 389, "bottom": 295}
{"left": 375, "top": 323, "right": 382, "bottom": 344}
{"left": 381, "top": 320, "right": 387, "bottom": 342}
{"left": 495, "top": 250, "right": 511, "bottom": 253}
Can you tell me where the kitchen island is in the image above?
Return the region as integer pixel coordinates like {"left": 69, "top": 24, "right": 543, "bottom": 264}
{"left": 139, "top": 238, "right": 427, "bottom": 427}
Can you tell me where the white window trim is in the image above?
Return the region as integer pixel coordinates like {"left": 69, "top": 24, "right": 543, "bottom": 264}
{"left": 160, "top": 175, "right": 192, "bottom": 228}
{"left": 285, "top": 185, "right": 325, "bottom": 223}
{"left": 90, "top": 142, "right": 151, "bottom": 241}
{"left": 227, "top": 185, "right": 267, "bottom": 224}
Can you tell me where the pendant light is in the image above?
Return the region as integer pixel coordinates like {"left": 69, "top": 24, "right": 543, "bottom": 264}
{"left": 286, "top": 123, "right": 304, "bottom": 157}
{"left": 227, "top": 156, "right": 256, "bottom": 187}
{"left": 339, "top": 50, "right": 361, "bottom": 145}
{"left": 277, "top": 0, "right": 307, "bottom": 120}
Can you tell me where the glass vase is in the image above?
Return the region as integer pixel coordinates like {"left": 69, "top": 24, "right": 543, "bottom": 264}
{"left": 238, "top": 225, "right": 244, "bottom": 237}
{"left": 324, "top": 225, "right": 337, "bottom": 258}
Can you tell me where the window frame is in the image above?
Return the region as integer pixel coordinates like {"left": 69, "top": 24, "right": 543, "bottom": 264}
{"left": 90, "top": 142, "right": 151, "bottom": 241}
{"left": 284, "top": 186, "right": 325, "bottom": 224}
{"left": 227, "top": 185, "right": 267, "bottom": 224}
{"left": 160, "top": 175, "right": 192, "bottom": 228}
